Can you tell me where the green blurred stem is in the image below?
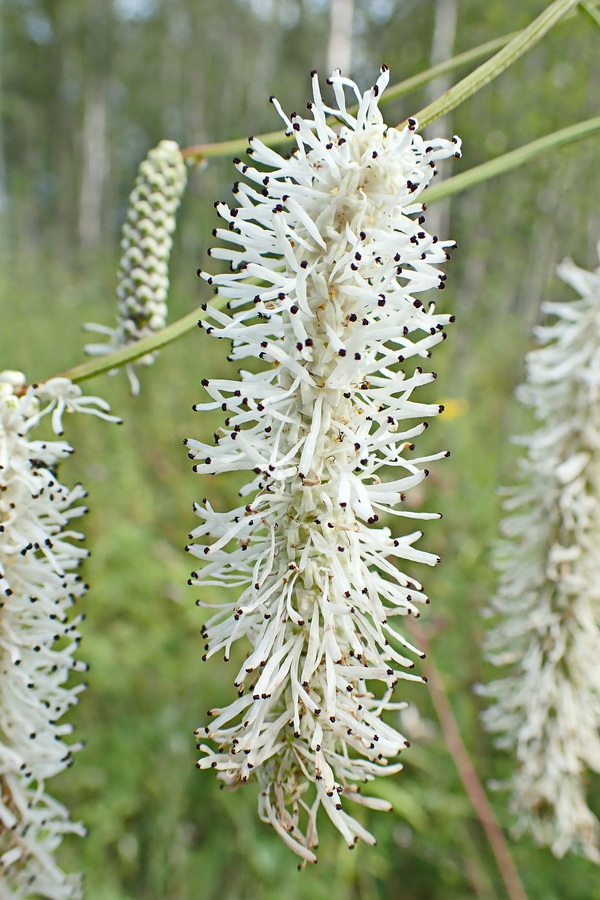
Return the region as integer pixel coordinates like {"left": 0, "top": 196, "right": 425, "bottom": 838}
{"left": 425, "top": 114, "right": 600, "bottom": 204}
{"left": 182, "top": 0, "right": 578, "bottom": 163}
{"left": 57, "top": 308, "right": 205, "bottom": 385}
{"left": 59, "top": 112, "right": 600, "bottom": 387}
{"left": 407, "top": 0, "right": 579, "bottom": 129}
{"left": 180, "top": 32, "right": 516, "bottom": 162}
{"left": 380, "top": 32, "right": 516, "bottom": 105}
{"left": 579, "top": 0, "right": 600, "bottom": 29}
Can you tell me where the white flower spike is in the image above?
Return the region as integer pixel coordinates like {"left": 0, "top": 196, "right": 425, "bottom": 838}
{"left": 480, "top": 243, "right": 600, "bottom": 862}
{"left": 85, "top": 140, "right": 188, "bottom": 394}
{"left": 187, "top": 68, "right": 460, "bottom": 862}
{"left": 0, "top": 374, "right": 116, "bottom": 897}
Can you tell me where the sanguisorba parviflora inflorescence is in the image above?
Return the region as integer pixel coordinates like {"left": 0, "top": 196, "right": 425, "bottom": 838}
{"left": 481, "top": 244, "right": 600, "bottom": 862}
{"left": 186, "top": 67, "right": 460, "bottom": 862}
{"left": 84, "top": 140, "right": 188, "bottom": 395}
{"left": 0, "top": 373, "right": 118, "bottom": 898}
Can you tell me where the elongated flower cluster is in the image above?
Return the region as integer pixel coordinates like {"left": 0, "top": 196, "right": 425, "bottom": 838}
{"left": 186, "top": 67, "right": 460, "bottom": 861}
{"left": 0, "top": 372, "right": 114, "bottom": 898}
{"left": 480, "top": 244, "right": 600, "bottom": 862}
{"left": 85, "top": 140, "right": 187, "bottom": 394}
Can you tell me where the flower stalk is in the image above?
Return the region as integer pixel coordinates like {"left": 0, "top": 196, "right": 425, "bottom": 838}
{"left": 424, "top": 114, "right": 600, "bottom": 205}
{"left": 408, "top": 0, "right": 579, "bottom": 130}
{"left": 53, "top": 109, "right": 600, "bottom": 393}
{"left": 180, "top": 30, "right": 515, "bottom": 164}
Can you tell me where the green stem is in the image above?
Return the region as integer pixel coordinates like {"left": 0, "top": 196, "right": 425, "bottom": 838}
{"left": 61, "top": 114, "right": 600, "bottom": 387}
{"left": 424, "top": 115, "right": 600, "bottom": 204}
{"left": 181, "top": 32, "right": 517, "bottom": 162}
{"left": 183, "top": 3, "right": 576, "bottom": 161}
{"left": 57, "top": 307, "right": 206, "bottom": 385}
{"left": 379, "top": 32, "right": 516, "bottom": 106}
{"left": 579, "top": 0, "right": 600, "bottom": 29}
{"left": 183, "top": 129, "right": 288, "bottom": 161}
{"left": 407, "top": 0, "right": 579, "bottom": 129}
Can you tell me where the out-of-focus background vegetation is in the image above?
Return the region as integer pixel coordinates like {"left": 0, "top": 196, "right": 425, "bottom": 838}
{"left": 1, "top": 0, "right": 599, "bottom": 897}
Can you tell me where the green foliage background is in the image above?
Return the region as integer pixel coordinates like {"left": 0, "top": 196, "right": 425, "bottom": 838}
{"left": 1, "top": 1, "right": 600, "bottom": 897}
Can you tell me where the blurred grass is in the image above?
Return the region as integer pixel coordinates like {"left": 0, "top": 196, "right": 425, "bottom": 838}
{"left": 1, "top": 226, "right": 600, "bottom": 899}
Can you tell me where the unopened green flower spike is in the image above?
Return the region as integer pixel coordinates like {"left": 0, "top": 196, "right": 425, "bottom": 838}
{"left": 84, "top": 140, "right": 187, "bottom": 394}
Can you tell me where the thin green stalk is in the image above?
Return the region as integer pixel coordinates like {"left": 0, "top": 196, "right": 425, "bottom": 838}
{"left": 183, "top": 129, "right": 288, "bottom": 162}
{"left": 61, "top": 114, "right": 600, "bottom": 387}
{"left": 579, "top": 0, "right": 600, "bottom": 29}
{"left": 57, "top": 307, "right": 206, "bottom": 385}
{"left": 183, "top": 3, "right": 575, "bottom": 161}
{"left": 181, "top": 32, "right": 516, "bottom": 163}
{"left": 379, "top": 32, "right": 516, "bottom": 106}
{"left": 407, "top": 0, "right": 579, "bottom": 129}
{"left": 424, "top": 115, "right": 600, "bottom": 204}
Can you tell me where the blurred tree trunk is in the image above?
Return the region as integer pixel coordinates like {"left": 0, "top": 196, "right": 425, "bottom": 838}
{"left": 77, "top": 0, "right": 113, "bottom": 253}
{"left": 425, "top": 0, "right": 457, "bottom": 242}
{"left": 327, "top": 0, "right": 354, "bottom": 76}
{"left": 78, "top": 80, "right": 108, "bottom": 252}
{"left": 0, "top": 14, "right": 7, "bottom": 260}
{"left": 44, "top": 1, "right": 74, "bottom": 255}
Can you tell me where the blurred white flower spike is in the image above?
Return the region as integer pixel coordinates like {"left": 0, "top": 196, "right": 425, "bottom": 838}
{"left": 85, "top": 140, "right": 188, "bottom": 395}
{"left": 186, "top": 67, "right": 460, "bottom": 862}
{"left": 481, "top": 243, "right": 600, "bottom": 862}
{"left": 0, "top": 373, "right": 117, "bottom": 898}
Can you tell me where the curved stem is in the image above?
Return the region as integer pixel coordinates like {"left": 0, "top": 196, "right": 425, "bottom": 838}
{"left": 408, "top": 621, "right": 529, "bottom": 900}
{"left": 380, "top": 31, "right": 516, "bottom": 107}
{"left": 405, "top": 0, "right": 579, "bottom": 130}
{"left": 424, "top": 115, "right": 600, "bottom": 205}
{"left": 183, "top": 128, "right": 288, "bottom": 162}
{"left": 56, "top": 307, "right": 206, "bottom": 385}
{"left": 181, "top": 32, "right": 516, "bottom": 162}
{"left": 182, "top": 2, "right": 577, "bottom": 164}
{"left": 579, "top": 0, "right": 600, "bottom": 29}
{"left": 59, "top": 113, "right": 600, "bottom": 387}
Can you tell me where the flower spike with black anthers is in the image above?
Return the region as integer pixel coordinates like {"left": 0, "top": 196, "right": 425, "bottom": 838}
{"left": 480, "top": 244, "right": 600, "bottom": 863}
{"left": 186, "top": 67, "right": 460, "bottom": 862}
{"left": 0, "top": 372, "right": 118, "bottom": 898}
